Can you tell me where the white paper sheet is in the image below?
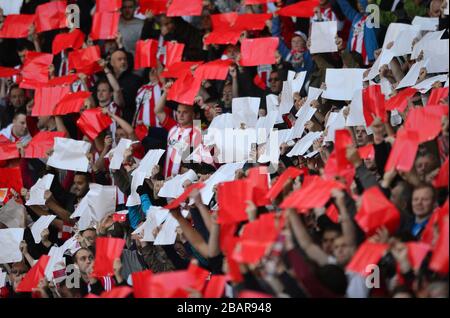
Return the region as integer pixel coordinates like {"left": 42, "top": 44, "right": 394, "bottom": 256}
{"left": 396, "top": 59, "right": 428, "bottom": 89}
{"left": 31, "top": 215, "right": 56, "bottom": 244}
{"left": 289, "top": 105, "right": 316, "bottom": 141}
{"left": 142, "top": 212, "right": 158, "bottom": 242}
{"left": 276, "top": 129, "right": 293, "bottom": 146}
{"left": 287, "top": 132, "right": 322, "bottom": 157}
{"left": 422, "top": 39, "right": 449, "bottom": 74}
{"left": 324, "top": 109, "right": 346, "bottom": 142}
{"left": 295, "top": 87, "right": 322, "bottom": 117}
{"left": 0, "top": 270, "right": 6, "bottom": 288}
{"left": 346, "top": 89, "right": 366, "bottom": 127}
{"left": 266, "top": 94, "right": 284, "bottom": 124}
{"left": 413, "top": 74, "right": 449, "bottom": 93}
{"left": 146, "top": 206, "right": 169, "bottom": 225}
{"left": 411, "top": 30, "right": 445, "bottom": 59}
{"left": 231, "top": 97, "right": 260, "bottom": 129}
{"left": 47, "top": 138, "right": 91, "bottom": 172}
{"left": 214, "top": 128, "right": 257, "bottom": 163}
{"left": 322, "top": 68, "right": 366, "bottom": 101}
{"left": 200, "top": 161, "right": 245, "bottom": 204}
{"left": 158, "top": 169, "right": 198, "bottom": 198}
{"left": 26, "top": 174, "right": 54, "bottom": 206}
{"left": 0, "top": 199, "right": 26, "bottom": 228}
{"left": 258, "top": 130, "right": 280, "bottom": 164}
{"left": 389, "top": 27, "right": 421, "bottom": 57}
{"left": 382, "top": 23, "right": 413, "bottom": 49}
{"left": 154, "top": 213, "right": 179, "bottom": 245}
{"left": 0, "top": 228, "right": 24, "bottom": 264}
{"left": 126, "top": 149, "right": 165, "bottom": 207}
{"left": 87, "top": 184, "right": 116, "bottom": 222}
{"left": 255, "top": 110, "right": 278, "bottom": 144}
{"left": 279, "top": 72, "right": 307, "bottom": 114}
{"left": 411, "top": 16, "right": 439, "bottom": 31}
{"left": 109, "top": 138, "right": 134, "bottom": 170}
{"left": 0, "top": 0, "right": 23, "bottom": 15}
{"left": 310, "top": 21, "right": 338, "bottom": 54}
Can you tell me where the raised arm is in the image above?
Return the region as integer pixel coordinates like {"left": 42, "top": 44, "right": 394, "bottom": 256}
{"left": 286, "top": 208, "right": 329, "bottom": 266}
{"left": 336, "top": 0, "right": 361, "bottom": 23}
{"left": 99, "top": 59, "right": 125, "bottom": 108}
{"left": 331, "top": 189, "right": 357, "bottom": 251}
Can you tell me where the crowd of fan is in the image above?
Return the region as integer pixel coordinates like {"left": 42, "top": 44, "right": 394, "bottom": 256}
{"left": 0, "top": 0, "right": 448, "bottom": 298}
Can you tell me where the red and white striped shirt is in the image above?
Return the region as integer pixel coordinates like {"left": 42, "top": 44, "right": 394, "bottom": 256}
{"left": 350, "top": 15, "right": 369, "bottom": 65}
{"left": 257, "top": 65, "right": 272, "bottom": 89}
{"left": 164, "top": 124, "right": 202, "bottom": 178}
{"left": 134, "top": 82, "right": 163, "bottom": 128}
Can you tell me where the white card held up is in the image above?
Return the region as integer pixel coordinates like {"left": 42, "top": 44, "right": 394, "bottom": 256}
{"left": 411, "top": 30, "right": 445, "bottom": 59}
{"left": 47, "top": 138, "right": 91, "bottom": 172}
{"left": 0, "top": 270, "right": 6, "bottom": 288}
{"left": 295, "top": 87, "right": 322, "bottom": 117}
{"left": 255, "top": 110, "right": 278, "bottom": 144}
{"left": 131, "top": 149, "right": 165, "bottom": 179}
{"left": 109, "top": 138, "right": 135, "bottom": 170}
{"left": 26, "top": 174, "right": 54, "bottom": 206}
{"left": 322, "top": 68, "right": 366, "bottom": 101}
{"left": 257, "top": 131, "right": 280, "bottom": 164}
{"left": 266, "top": 94, "right": 284, "bottom": 124}
{"left": 0, "top": 228, "right": 24, "bottom": 264}
{"left": 413, "top": 74, "right": 449, "bottom": 93}
{"left": 232, "top": 97, "right": 260, "bottom": 129}
{"left": 287, "top": 132, "right": 322, "bottom": 157}
{"left": 289, "top": 105, "right": 316, "bottom": 141}
{"left": 412, "top": 16, "right": 439, "bottom": 31}
{"left": 309, "top": 21, "right": 338, "bottom": 54}
{"left": 324, "top": 109, "right": 346, "bottom": 142}
{"left": 158, "top": 169, "right": 198, "bottom": 198}
{"left": 87, "top": 184, "right": 116, "bottom": 222}
{"left": 0, "top": 199, "right": 26, "bottom": 228}
{"left": 279, "top": 72, "right": 307, "bottom": 114}
{"left": 422, "top": 39, "right": 449, "bottom": 74}
{"left": 146, "top": 206, "right": 169, "bottom": 225}
{"left": 214, "top": 128, "right": 256, "bottom": 163}
{"left": 346, "top": 89, "right": 366, "bottom": 127}
{"left": 154, "top": 213, "right": 179, "bottom": 245}
{"left": 200, "top": 161, "right": 245, "bottom": 204}
{"left": 0, "top": 0, "right": 23, "bottom": 15}
{"left": 396, "top": 59, "right": 428, "bottom": 89}
{"left": 31, "top": 215, "right": 56, "bottom": 244}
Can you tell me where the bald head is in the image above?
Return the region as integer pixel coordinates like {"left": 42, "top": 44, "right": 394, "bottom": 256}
{"left": 110, "top": 50, "right": 128, "bottom": 75}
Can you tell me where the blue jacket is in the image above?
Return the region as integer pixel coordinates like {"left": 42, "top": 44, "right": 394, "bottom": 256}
{"left": 271, "top": 16, "right": 314, "bottom": 74}
{"left": 336, "top": 0, "right": 378, "bottom": 62}
{"left": 127, "top": 193, "right": 151, "bottom": 230}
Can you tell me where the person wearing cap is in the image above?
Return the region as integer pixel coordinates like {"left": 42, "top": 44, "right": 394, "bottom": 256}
{"left": 271, "top": 13, "right": 314, "bottom": 74}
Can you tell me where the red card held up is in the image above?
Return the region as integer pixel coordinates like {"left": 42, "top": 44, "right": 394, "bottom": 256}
{"left": 194, "top": 59, "right": 233, "bottom": 81}
{"left": 134, "top": 39, "right": 158, "bottom": 69}
{"left": 0, "top": 66, "right": 20, "bottom": 78}
{"left": 52, "top": 29, "right": 86, "bottom": 55}
{"left": 346, "top": 241, "right": 388, "bottom": 276}
{"left": 90, "top": 12, "right": 120, "bottom": 40}
{"left": 427, "top": 87, "right": 449, "bottom": 106}
{"left": 429, "top": 216, "right": 449, "bottom": 275}
{"left": 357, "top": 144, "right": 375, "bottom": 160}
{"left": 0, "top": 136, "right": 20, "bottom": 161}
{"left": 265, "top": 167, "right": 306, "bottom": 201}
{"left": 164, "top": 41, "right": 184, "bottom": 67}
{"left": 362, "top": 84, "right": 386, "bottom": 127}
{"left": 0, "top": 167, "right": 23, "bottom": 193}
{"left": 163, "top": 182, "right": 205, "bottom": 210}
{"left": 138, "top": 0, "right": 167, "bottom": 15}
{"left": 233, "top": 13, "right": 273, "bottom": 31}
{"left": 20, "top": 51, "right": 53, "bottom": 89}
{"left": 53, "top": 91, "right": 92, "bottom": 115}
{"left": 160, "top": 61, "right": 202, "bottom": 79}
{"left": 246, "top": 166, "right": 270, "bottom": 207}
{"left": 76, "top": 108, "right": 113, "bottom": 140}
{"left": 32, "top": 85, "right": 71, "bottom": 116}
{"left": 384, "top": 87, "right": 417, "bottom": 113}
{"left": 0, "top": 15, "right": 35, "bottom": 39}
{"left": 203, "top": 275, "right": 227, "bottom": 298}
{"left": 24, "top": 131, "right": 66, "bottom": 159}
{"left": 406, "top": 242, "right": 431, "bottom": 271}
{"left": 166, "top": 72, "right": 202, "bottom": 105}
{"left": 92, "top": 237, "right": 126, "bottom": 277}
{"left": 355, "top": 186, "right": 401, "bottom": 237}
{"left": 277, "top": 0, "right": 319, "bottom": 17}
{"left": 384, "top": 128, "right": 419, "bottom": 172}
{"left": 217, "top": 179, "right": 252, "bottom": 224}
{"left": 433, "top": 157, "right": 449, "bottom": 188}
{"left": 35, "top": 1, "right": 67, "bottom": 33}
{"left": 167, "top": 0, "right": 202, "bottom": 17}
{"left": 240, "top": 37, "right": 279, "bottom": 67}
{"left": 404, "top": 107, "right": 443, "bottom": 143}
{"left": 334, "top": 129, "right": 353, "bottom": 170}
{"left": 131, "top": 270, "right": 153, "bottom": 298}
{"left": 16, "top": 255, "right": 51, "bottom": 292}
{"left": 96, "top": 0, "right": 122, "bottom": 12}
{"left": 68, "top": 46, "right": 103, "bottom": 75}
